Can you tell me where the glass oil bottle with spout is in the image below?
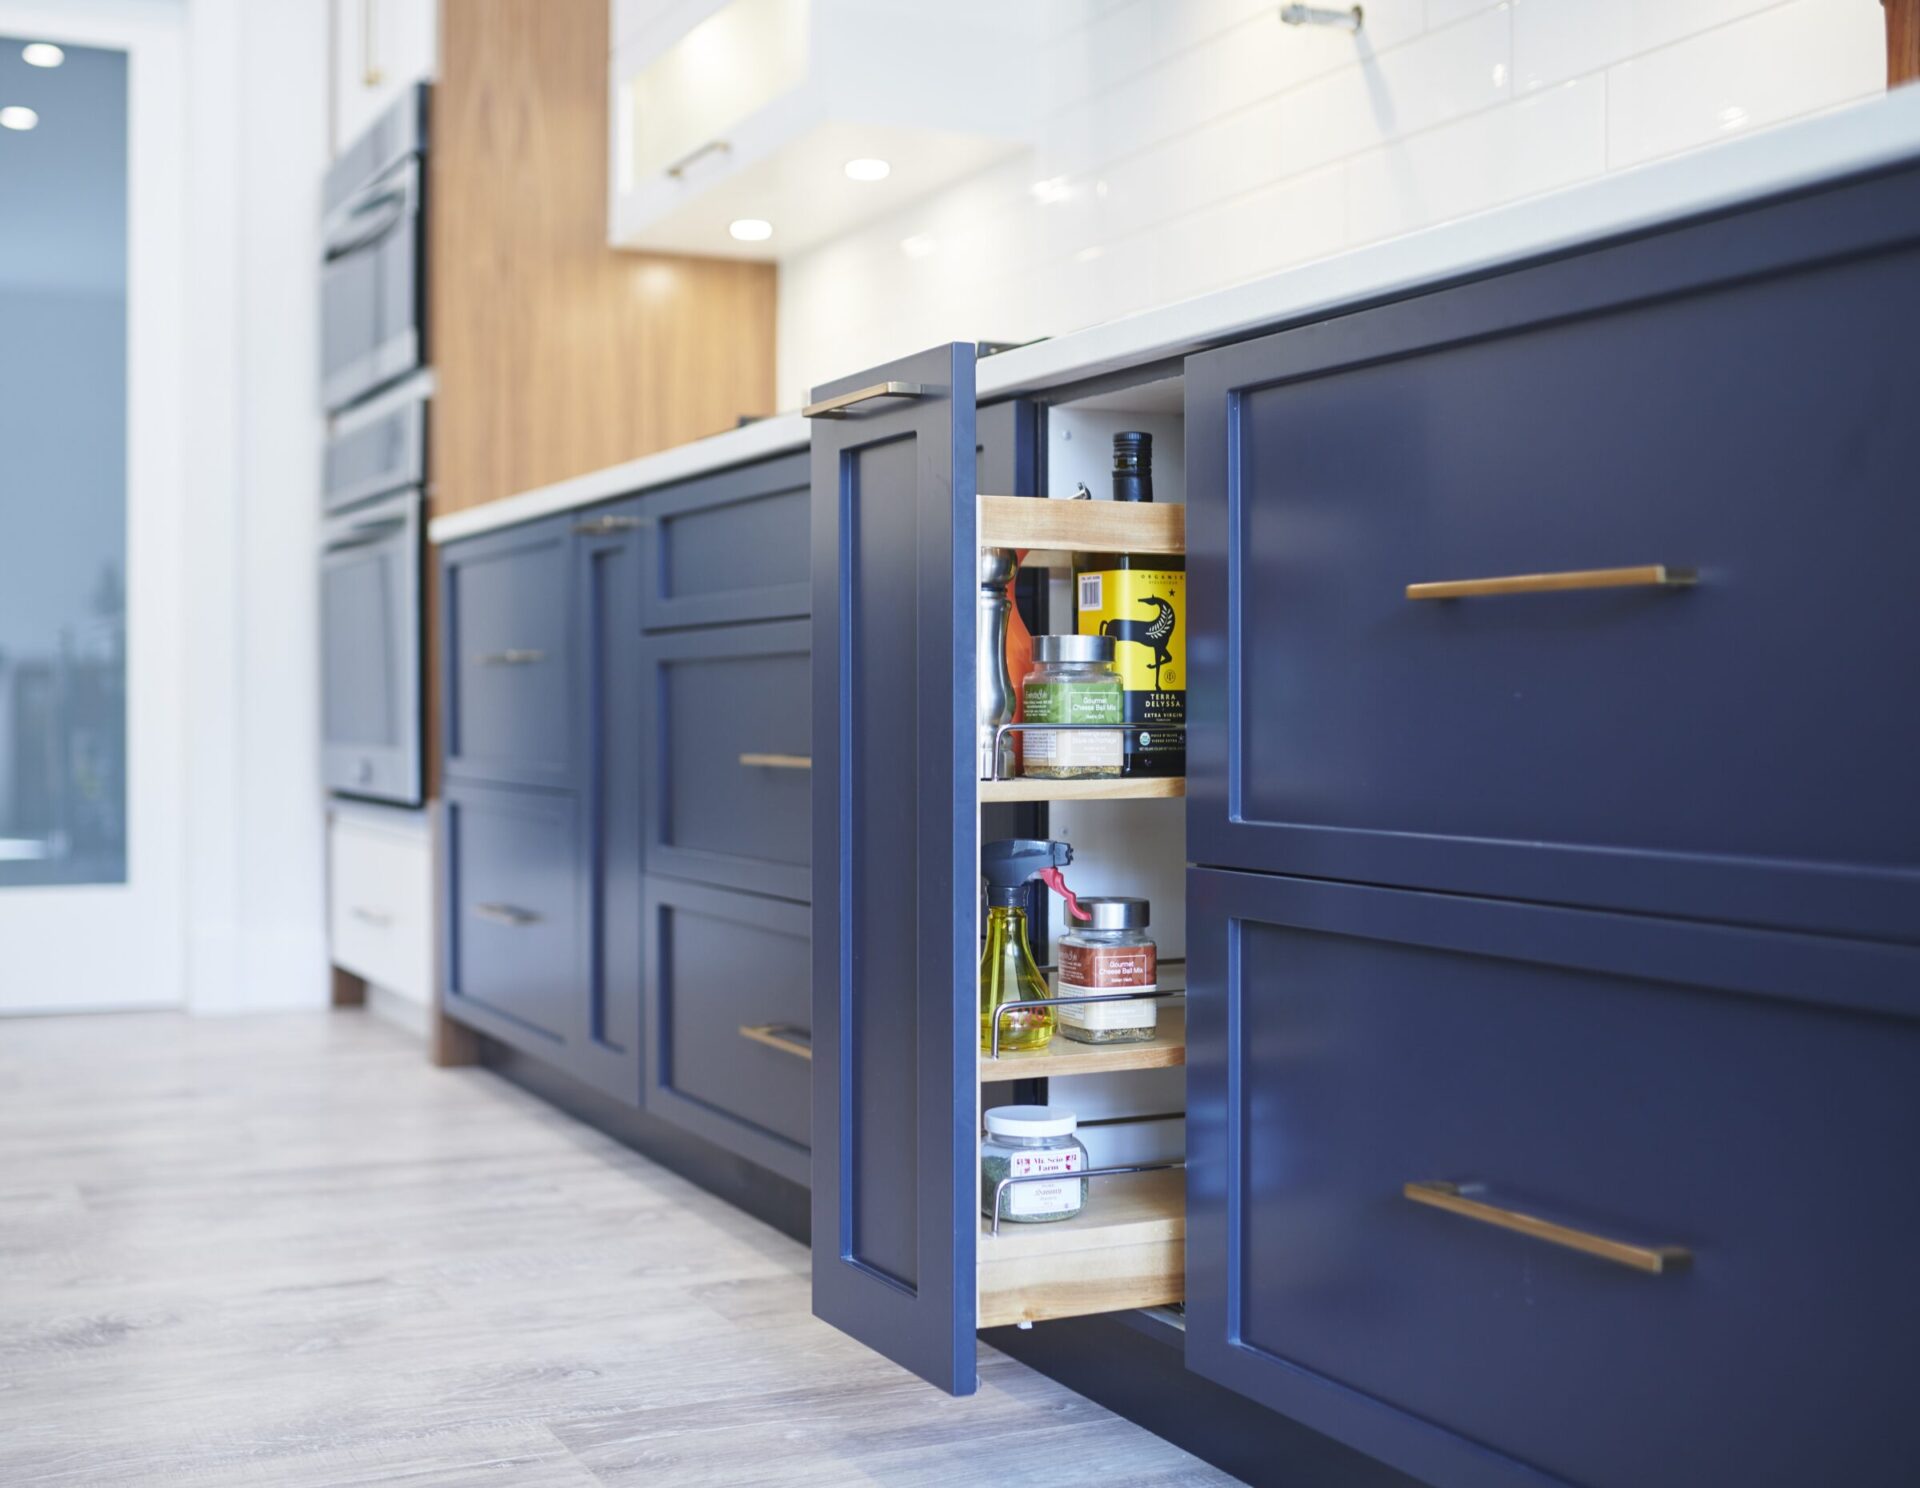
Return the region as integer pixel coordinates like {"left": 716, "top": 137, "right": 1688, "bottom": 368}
{"left": 979, "top": 839, "right": 1089, "bottom": 1054}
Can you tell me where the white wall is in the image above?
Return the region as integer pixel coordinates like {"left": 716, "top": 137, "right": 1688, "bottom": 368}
{"left": 777, "top": 0, "right": 1886, "bottom": 404}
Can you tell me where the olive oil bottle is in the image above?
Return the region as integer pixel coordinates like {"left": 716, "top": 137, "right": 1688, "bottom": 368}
{"left": 1072, "top": 432, "right": 1185, "bottom": 777}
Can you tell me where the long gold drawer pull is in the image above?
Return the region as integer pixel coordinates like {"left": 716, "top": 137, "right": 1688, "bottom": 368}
{"left": 802, "top": 381, "right": 926, "bottom": 419}
{"left": 349, "top": 906, "right": 393, "bottom": 928}
{"left": 739, "top": 753, "right": 812, "bottom": 770}
{"left": 472, "top": 902, "right": 541, "bottom": 928}
{"left": 1407, "top": 565, "right": 1696, "bottom": 601}
{"left": 478, "top": 649, "right": 546, "bottom": 666}
{"left": 739, "top": 1023, "right": 812, "bottom": 1060}
{"left": 1404, "top": 1181, "right": 1690, "bottom": 1275}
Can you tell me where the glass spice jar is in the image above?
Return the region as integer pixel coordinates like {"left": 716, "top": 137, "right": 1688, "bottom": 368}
{"left": 980, "top": 1105, "right": 1089, "bottom": 1224}
{"left": 1056, "top": 896, "right": 1158, "bottom": 1045}
{"left": 1021, "top": 635, "right": 1123, "bottom": 779}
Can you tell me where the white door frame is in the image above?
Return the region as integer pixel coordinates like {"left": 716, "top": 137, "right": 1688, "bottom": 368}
{"left": 0, "top": 1, "right": 187, "bottom": 1012}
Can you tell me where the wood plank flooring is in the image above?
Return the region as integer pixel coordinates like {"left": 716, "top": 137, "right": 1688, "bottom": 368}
{"left": 0, "top": 1011, "right": 1237, "bottom": 1486}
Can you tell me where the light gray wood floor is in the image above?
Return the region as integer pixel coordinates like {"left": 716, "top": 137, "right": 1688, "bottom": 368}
{"left": 0, "top": 1011, "right": 1236, "bottom": 1486}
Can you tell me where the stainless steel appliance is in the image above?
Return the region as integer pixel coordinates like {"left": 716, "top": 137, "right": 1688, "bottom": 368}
{"left": 321, "top": 394, "right": 424, "bottom": 804}
{"left": 321, "top": 84, "right": 427, "bottom": 414}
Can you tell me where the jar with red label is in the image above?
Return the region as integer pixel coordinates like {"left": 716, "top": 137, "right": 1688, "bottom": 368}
{"left": 1056, "top": 896, "right": 1157, "bottom": 1045}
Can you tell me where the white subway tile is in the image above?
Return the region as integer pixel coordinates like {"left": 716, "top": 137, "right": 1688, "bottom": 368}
{"left": 1606, "top": 0, "right": 1884, "bottom": 168}
{"left": 1516, "top": 0, "right": 1807, "bottom": 93}
{"left": 1345, "top": 75, "right": 1604, "bottom": 242}
{"left": 1428, "top": 0, "right": 1506, "bottom": 30}
{"left": 1152, "top": 163, "right": 1350, "bottom": 299}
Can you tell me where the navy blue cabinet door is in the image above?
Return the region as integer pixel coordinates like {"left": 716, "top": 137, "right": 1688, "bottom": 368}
{"left": 638, "top": 451, "right": 810, "bottom": 630}
{"left": 1185, "top": 867, "right": 1920, "bottom": 1488}
{"left": 441, "top": 517, "right": 576, "bottom": 790}
{"left": 1186, "top": 163, "right": 1920, "bottom": 944}
{"left": 571, "top": 504, "right": 646, "bottom": 1102}
{"left": 809, "top": 345, "right": 978, "bottom": 1395}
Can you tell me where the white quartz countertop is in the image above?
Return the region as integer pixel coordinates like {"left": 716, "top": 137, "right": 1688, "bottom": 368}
{"left": 432, "top": 87, "right": 1920, "bottom": 546}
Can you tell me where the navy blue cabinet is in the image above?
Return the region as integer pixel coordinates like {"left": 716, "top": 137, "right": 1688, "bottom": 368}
{"left": 1185, "top": 867, "right": 1920, "bottom": 1488}
{"left": 638, "top": 620, "right": 811, "bottom": 902}
{"left": 638, "top": 451, "right": 810, "bottom": 630}
{"left": 1186, "top": 163, "right": 1920, "bottom": 945}
{"left": 808, "top": 345, "right": 980, "bottom": 1395}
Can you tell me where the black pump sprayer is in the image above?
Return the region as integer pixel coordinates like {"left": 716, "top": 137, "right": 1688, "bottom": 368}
{"left": 979, "top": 839, "right": 1089, "bottom": 1054}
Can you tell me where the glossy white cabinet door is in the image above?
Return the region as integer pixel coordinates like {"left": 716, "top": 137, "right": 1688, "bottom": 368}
{"left": 328, "top": 807, "right": 433, "bottom": 1004}
{"left": 333, "top": 0, "right": 435, "bottom": 154}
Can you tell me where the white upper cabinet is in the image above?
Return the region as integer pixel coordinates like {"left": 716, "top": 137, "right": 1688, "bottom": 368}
{"left": 608, "top": 0, "right": 1042, "bottom": 258}
{"left": 333, "top": 0, "right": 437, "bottom": 155}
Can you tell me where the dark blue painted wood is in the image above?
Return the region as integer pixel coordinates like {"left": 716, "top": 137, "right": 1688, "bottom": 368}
{"left": 442, "top": 780, "right": 582, "bottom": 1057}
{"left": 571, "top": 503, "right": 646, "bottom": 1103}
{"left": 1186, "top": 161, "right": 1920, "bottom": 948}
{"left": 637, "top": 450, "right": 811, "bottom": 630}
{"left": 640, "top": 876, "right": 811, "bottom": 1184}
{"left": 1186, "top": 866, "right": 1920, "bottom": 1488}
{"left": 441, "top": 516, "right": 576, "bottom": 790}
{"left": 638, "top": 620, "right": 811, "bottom": 903}
{"left": 810, "top": 344, "right": 978, "bottom": 1395}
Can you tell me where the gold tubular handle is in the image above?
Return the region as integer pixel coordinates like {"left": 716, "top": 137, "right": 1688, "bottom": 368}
{"left": 739, "top": 753, "right": 811, "bottom": 770}
{"left": 472, "top": 902, "right": 541, "bottom": 928}
{"left": 1406, "top": 565, "right": 1696, "bottom": 601}
{"left": 739, "top": 1023, "right": 812, "bottom": 1060}
{"left": 802, "top": 382, "right": 927, "bottom": 419}
{"left": 362, "top": 0, "right": 383, "bottom": 86}
{"left": 1404, "top": 1181, "right": 1690, "bottom": 1275}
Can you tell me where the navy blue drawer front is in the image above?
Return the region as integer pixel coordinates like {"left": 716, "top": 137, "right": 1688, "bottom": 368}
{"left": 1186, "top": 165, "right": 1920, "bottom": 944}
{"left": 442, "top": 518, "right": 575, "bottom": 790}
{"left": 640, "top": 450, "right": 809, "bottom": 631}
{"left": 1186, "top": 867, "right": 1920, "bottom": 1488}
{"left": 443, "top": 782, "right": 582, "bottom": 1059}
{"left": 640, "top": 620, "right": 810, "bottom": 902}
{"left": 642, "top": 877, "right": 809, "bottom": 1183}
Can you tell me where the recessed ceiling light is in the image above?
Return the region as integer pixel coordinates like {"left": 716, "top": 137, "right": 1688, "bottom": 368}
{"left": 22, "top": 42, "right": 64, "bottom": 68}
{"left": 899, "top": 234, "right": 936, "bottom": 260}
{"left": 0, "top": 106, "right": 39, "bottom": 131}
{"left": 844, "top": 157, "right": 890, "bottom": 182}
{"left": 728, "top": 218, "right": 773, "bottom": 243}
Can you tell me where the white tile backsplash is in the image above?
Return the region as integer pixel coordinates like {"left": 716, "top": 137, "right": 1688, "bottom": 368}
{"left": 776, "top": 0, "right": 1885, "bottom": 404}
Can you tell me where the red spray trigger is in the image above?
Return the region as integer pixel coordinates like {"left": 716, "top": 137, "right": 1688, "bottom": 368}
{"left": 1038, "top": 866, "right": 1091, "bottom": 922}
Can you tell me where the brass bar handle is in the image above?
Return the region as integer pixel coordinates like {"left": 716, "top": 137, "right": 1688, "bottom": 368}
{"left": 573, "top": 514, "right": 645, "bottom": 536}
{"left": 739, "top": 1023, "right": 812, "bottom": 1061}
{"left": 349, "top": 906, "right": 393, "bottom": 929}
{"left": 1404, "top": 1180, "right": 1690, "bottom": 1275}
{"left": 739, "top": 753, "right": 812, "bottom": 770}
{"left": 478, "top": 649, "right": 545, "bottom": 666}
{"left": 802, "top": 381, "right": 927, "bottom": 419}
{"left": 1407, "top": 565, "right": 1696, "bottom": 601}
{"left": 362, "top": 0, "right": 383, "bottom": 87}
{"left": 472, "top": 902, "right": 541, "bottom": 928}
{"left": 664, "top": 138, "right": 731, "bottom": 180}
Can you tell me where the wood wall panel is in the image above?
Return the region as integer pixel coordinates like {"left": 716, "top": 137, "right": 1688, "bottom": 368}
{"left": 1891, "top": 0, "right": 1920, "bottom": 87}
{"left": 429, "top": 0, "right": 777, "bottom": 517}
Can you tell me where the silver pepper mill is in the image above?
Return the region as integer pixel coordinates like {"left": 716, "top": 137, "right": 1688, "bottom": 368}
{"left": 977, "top": 547, "right": 1017, "bottom": 779}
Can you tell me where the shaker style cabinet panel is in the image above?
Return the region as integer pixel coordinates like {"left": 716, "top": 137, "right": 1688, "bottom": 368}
{"left": 1186, "top": 163, "right": 1920, "bottom": 945}
{"left": 332, "top": 0, "right": 436, "bottom": 156}
{"left": 808, "top": 345, "right": 980, "bottom": 1395}
{"left": 442, "top": 518, "right": 576, "bottom": 790}
{"left": 641, "top": 878, "right": 810, "bottom": 1183}
{"left": 638, "top": 451, "right": 810, "bottom": 630}
{"left": 1185, "top": 868, "right": 1920, "bottom": 1488}
{"left": 639, "top": 621, "right": 812, "bottom": 902}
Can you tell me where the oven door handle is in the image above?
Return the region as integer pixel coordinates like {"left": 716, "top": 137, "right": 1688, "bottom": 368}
{"left": 324, "top": 186, "right": 411, "bottom": 260}
{"left": 322, "top": 515, "right": 408, "bottom": 557}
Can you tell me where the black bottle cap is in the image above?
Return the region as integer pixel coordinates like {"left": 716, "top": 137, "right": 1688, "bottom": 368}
{"left": 1112, "top": 431, "right": 1153, "bottom": 503}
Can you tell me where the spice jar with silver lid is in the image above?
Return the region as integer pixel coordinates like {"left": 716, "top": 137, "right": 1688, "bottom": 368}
{"left": 1056, "top": 896, "right": 1158, "bottom": 1045}
{"left": 980, "top": 1105, "right": 1089, "bottom": 1224}
{"left": 1021, "top": 634, "right": 1123, "bottom": 779}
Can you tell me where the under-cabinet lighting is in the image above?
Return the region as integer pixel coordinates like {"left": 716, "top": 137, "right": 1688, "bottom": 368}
{"left": 0, "top": 105, "right": 39, "bottom": 130}
{"left": 22, "top": 42, "right": 64, "bottom": 67}
{"left": 844, "top": 157, "right": 890, "bottom": 182}
{"left": 729, "top": 217, "right": 773, "bottom": 242}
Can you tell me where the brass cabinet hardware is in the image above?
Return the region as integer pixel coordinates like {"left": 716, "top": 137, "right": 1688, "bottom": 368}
{"left": 664, "top": 138, "right": 731, "bottom": 180}
{"left": 478, "top": 649, "right": 545, "bottom": 666}
{"left": 739, "top": 1023, "right": 812, "bottom": 1060}
{"left": 471, "top": 902, "right": 541, "bottom": 928}
{"left": 361, "top": 0, "right": 383, "bottom": 86}
{"left": 739, "top": 753, "right": 812, "bottom": 770}
{"left": 348, "top": 906, "right": 394, "bottom": 928}
{"left": 1406, "top": 565, "right": 1697, "bottom": 601}
{"left": 1404, "top": 1180, "right": 1690, "bottom": 1274}
{"left": 572, "top": 514, "right": 645, "bottom": 536}
{"left": 802, "top": 381, "right": 928, "bottom": 419}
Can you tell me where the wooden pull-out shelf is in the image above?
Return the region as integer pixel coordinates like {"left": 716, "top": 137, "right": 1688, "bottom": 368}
{"left": 980, "top": 1005, "right": 1185, "bottom": 1081}
{"left": 978, "top": 1167, "right": 1186, "bottom": 1328}
{"left": 979, "top": 775, "right": 1185, "bottom": 803}
{"left": 979, "top": 495, "right": 1185, "bottom": 560}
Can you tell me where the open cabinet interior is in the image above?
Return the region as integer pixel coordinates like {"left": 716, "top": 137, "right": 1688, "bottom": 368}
{"left": 975, "top": 373, "right": 1191, "bottom": 1332}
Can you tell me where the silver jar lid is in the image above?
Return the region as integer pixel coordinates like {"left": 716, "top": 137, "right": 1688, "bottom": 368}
{"left": 1033, "top": 633, "right": 1115, "bottom": 665}
{"left": 1071, "top": 895, "right": 1150, "bottom": 930}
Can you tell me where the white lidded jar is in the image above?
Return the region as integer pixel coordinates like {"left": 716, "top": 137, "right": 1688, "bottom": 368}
{"left": 1056, "top": 896, "right": 1158, "bottom": 1044}
{"left": 981, "top": 1105, "right": 1088, "bottom": 1224}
